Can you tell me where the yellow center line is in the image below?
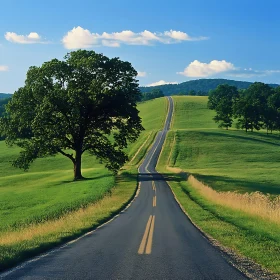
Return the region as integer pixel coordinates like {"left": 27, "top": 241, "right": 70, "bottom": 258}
{"left": 152, "top": 181, "right": 156, "bottom": 191}
{"left": 145, "top": 215, "right": 155, "bottom": 254}
{"left": 138, "top": 215, "right": 156, "bottom": 255}
{"left": 153, "top": 196, "right": 157, "bottom": 207}
{"left": 138, "top": 216, "right": 153, "bottom": 254}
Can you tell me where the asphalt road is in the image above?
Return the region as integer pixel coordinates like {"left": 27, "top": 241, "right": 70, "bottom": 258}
{"left": 2, "top": 97, "right": 247, "bottom": 280}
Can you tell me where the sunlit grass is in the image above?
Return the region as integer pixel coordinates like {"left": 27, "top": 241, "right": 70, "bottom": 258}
{"left": 0, "top": 97, "right": 167, "bottom": 271}
{"left": 157, "top": 96, "right": 280, "bottom": 275}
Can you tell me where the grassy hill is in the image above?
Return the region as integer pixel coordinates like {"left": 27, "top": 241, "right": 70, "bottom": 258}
{"left": 158, "top": 96, "right": 280, "bottom": 275}
{"left": 0, "top": 97, "right": 167, "bottom": 230}
{"left": 140, "top": 78, "right": 279, "bottom": 96}
{"left": 165, "top": 96, "right": 280, "bottom": 194}
{"left": 0, "top": 97, "right": 167, "bottom": 270}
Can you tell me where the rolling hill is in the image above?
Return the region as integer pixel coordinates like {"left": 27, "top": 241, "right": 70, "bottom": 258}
{"left": 0, "top": 93, "right": 12, "bottom": 99}
{"left": 140, "top": 78, "right": 279, "bottom": 96}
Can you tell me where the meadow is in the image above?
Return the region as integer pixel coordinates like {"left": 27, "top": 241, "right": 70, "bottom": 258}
{"left": 0, "top": 97, "right": 167, "bottom": 270}
{"left": 158, "top": 96, "right": 280, "bottom": 275}
{"left": 170, "top": 96, "right": 280, "bottom": 194}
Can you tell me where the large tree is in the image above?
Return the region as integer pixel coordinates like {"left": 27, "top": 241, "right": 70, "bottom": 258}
{"left": 0, "top": 50, "right": 144, "bottom": 180}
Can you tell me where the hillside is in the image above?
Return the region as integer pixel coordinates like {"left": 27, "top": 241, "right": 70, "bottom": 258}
{"left": 158, "top": 96, "right": 280, "bottom": 274}
{"left": 140, "top": 79, "right": 279, "bottom": 96}
{"left": 0, "top": 93, "right": 12, "bottom": 99}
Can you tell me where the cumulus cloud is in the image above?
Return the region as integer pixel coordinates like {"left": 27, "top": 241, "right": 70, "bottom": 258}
{"left": 5, "top": 32, "right": 46, "bottom": 44}
{"left": 62, "top": 26, "right": 207, "bottom": 49}
{"left": 0, "top": 65, "right": 8, "bottom": 71}
{"left": 137, "top": 71, "right": 147, "bottom": 77}
{"left": 147, "top": 80, "right": 178, "bottom": 86}
{"left": 178, "top": 59, "right": 280, "bottom": 79}
{"left": 178, "top": 60, "right": 235, "bottom": 77}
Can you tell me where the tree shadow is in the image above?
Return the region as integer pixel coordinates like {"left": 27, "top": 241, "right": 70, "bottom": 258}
{"left": 57, "top": 174, "right": 114, "bottom": 185}
{"left": 138, "top": 172, "right": 189, "bottom": 183}
{"left": 200, "top": 130, "right": 280, "bottom": 147}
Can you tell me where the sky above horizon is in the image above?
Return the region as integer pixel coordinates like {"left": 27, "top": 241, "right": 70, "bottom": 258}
{"left": 1, "top": 0, "right": 280, "bottom": 93}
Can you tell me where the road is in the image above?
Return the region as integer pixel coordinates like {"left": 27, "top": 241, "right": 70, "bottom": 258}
{"left": 2, "top": 97, "right": 247, "bottom": 279}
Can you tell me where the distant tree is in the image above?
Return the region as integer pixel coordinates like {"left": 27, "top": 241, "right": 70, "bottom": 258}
{"left": 234, "top": 91, "right": 254, "bottom": 132}
{"left": 0, "top": 50, "right": 143, "bottom": 180}
{"left": 177, "top": 92, "right": 186, "bottom": 96}
{"left": 247, "top": 82, "right": 273, "bottom": 132}
{"left": 188, "top": 90, "right": 196, "bottom": 96}
{"left": 208, "top": 84, "right": 238, "bottom": 129}
{"left": 0, "top": 98, "right": 10, "bottom": 140}
{"left": 0, "top": 98, "right": 10, "bottom": 117}
{"left": 141, "top": 88, "right": 164, "bottom": 101}
{"left": 267, "top": 87, "right": 280, "bottom": 133}
{"left": 234, "top": 83, "right": 274, "bottom": 132}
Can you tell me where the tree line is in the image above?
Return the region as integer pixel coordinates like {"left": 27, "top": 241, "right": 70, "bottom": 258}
{"left": 140, "top": 79, "right": 279, "bottom": 96}
{"left": 208, "top": 83, "right": 280, "bottom": 133}
{"left": 141, "top": 89, "right": 164, "bottom": 101}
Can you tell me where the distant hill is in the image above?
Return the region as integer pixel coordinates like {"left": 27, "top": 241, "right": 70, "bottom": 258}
{"left": 140, "top": 79, "right": 279, "bottom": 96}
{"left": 0, "top": 93, "right": 12, "bottom": 99}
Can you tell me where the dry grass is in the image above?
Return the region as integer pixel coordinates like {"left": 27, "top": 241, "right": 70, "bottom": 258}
{"left": 188, "top": 174, "right": 280, "bottom": 225}
{"left": 0, "top": 166, "right": 138, "bottom": 270}
{"left": 0, "top": 192, "right": 126, "bottom": 245}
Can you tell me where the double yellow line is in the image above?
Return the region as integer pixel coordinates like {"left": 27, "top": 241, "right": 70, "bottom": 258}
{"left": 138, "top": 215, "right": 156, "bottom": 254}
{"left": 138, "top": 181, "right": 157, "bottom": 254}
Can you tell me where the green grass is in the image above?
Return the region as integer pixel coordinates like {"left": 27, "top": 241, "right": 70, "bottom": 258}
{"left": 169, "top": 96, "right": 280, "bottom": 194}
{"left": 0, "top": 97, "right": 167, "bottom": 271}
{"left": 157, "top": 95, "right": 280, "bottom": 275}
{"left": 0, "top": 97, "right": 167, "bottom": 233}
{"left": 161, "top": 174, "right": 280, "bottom": 274}
{"left": 172, "top": 96, "right": 216, "bottom": 130}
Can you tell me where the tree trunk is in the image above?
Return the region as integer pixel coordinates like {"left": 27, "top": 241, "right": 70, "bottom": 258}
{"left": 74, "top": 150, "right": 84, "bottom": 180}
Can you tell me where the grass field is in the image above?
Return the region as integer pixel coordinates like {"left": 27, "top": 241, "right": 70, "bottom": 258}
{"left": 170, "top": 96, "right": 280, "bottom": 194}
{"left": 0, "top": 97, "right": 167, "bottom": 271}
{"left": 158, "top": 96, "right": 280, "bottom": 275}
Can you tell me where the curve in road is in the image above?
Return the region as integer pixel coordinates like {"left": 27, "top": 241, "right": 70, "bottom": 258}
{"left": 2, "top": 96, "right": 247, "bottom": 280}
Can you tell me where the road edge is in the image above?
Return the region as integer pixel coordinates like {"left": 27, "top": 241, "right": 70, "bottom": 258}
{"left": 0, "top": 98, "right": 169, "bottom": 278}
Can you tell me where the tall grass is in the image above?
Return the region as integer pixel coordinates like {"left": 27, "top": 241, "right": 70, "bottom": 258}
{"left": 188, "top": 175, "right": 280, "bottom": 225}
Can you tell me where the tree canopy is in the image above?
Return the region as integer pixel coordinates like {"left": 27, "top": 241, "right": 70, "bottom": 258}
{"left": 0, "top": 50, "right": 144, "bottom": 180}
{"left": 208, "top": 82, "right": 280, "bottom": 133}
{"left": 141, "top": 89, "right": 164, "bottom": 101}
{"left": 208, "top": 84, "right": 238, "bottom": 129}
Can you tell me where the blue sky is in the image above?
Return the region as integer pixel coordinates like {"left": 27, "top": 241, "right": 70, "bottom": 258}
{"left": 1, "top": 0, "right": 280, "bottom": 92}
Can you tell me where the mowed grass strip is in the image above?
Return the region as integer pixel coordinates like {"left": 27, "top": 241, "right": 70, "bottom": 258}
{"left": 0, "top": 97, "right": 167, "bottom": 271}
{"left": 157, "top": 96, "right": 280, "bottom": 275}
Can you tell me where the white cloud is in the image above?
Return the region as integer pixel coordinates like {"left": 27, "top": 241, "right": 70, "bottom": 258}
{"left": 178, "top": 60, "right": 235, "bottom": 77}
{"left": 0, "top": 65, "right": 8, "bottom": 71}
{"left": 5, "top": 32, "right": 46, "bottom": 44}
{"left": 62, "top": 26, "right": 207, "bottom": 49}
{"left": 137, "top": 71, "right": 147, "bottom": 77}
{"left": 178, "top": 60, "right": 280, "bottom": 79}
{"left": 231, "top": 69, "right": 280, "bottom": 78}
{"left": 147, "top": 80, "right": 178, "bottom": 86}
